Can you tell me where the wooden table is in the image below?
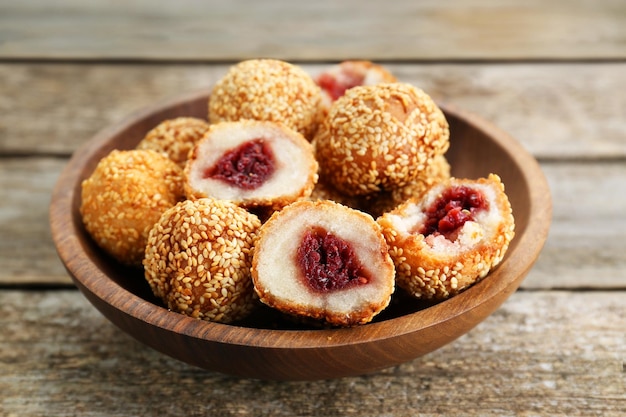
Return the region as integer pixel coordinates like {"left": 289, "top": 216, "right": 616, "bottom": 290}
{"left": 1, "top": 1, "right": 624, "bottom": 415}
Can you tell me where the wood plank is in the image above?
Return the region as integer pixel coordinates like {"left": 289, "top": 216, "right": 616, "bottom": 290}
{"left": 394, "top": 63, "right": 626, "bottom": 160}
{"left": 0, "top": 0, "right": 624, "bottom": 61}
{"left": 0, "top": 64, "right": 226, "bottom": 155}
{"left": 2, "top": 63, "right": 625, "bottom": 159}
{"left": 0, "top": 290, "right": 623, "bottom": 416}
{"left": 0, "top": 157, "right": 69, "bottom": 285}
{"left": 1, "top": 157, "right": 625, "bottom": 290}
{"left": 523, "top": 162, "right": 626, "bottom": 290}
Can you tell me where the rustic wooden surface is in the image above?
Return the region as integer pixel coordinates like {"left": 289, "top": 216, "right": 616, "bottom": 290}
{"left": 1, "top": 290, "right": 624, "bottom": 416}
{"left": 1, "top": 0, "right": 625, "bottom": 61}
{"left": 1, "top": 1, "right": 625, "bottom": 416}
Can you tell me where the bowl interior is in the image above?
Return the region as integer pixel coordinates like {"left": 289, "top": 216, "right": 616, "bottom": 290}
{"left": 51, "top": 88, "right": 551, "bottom": 379}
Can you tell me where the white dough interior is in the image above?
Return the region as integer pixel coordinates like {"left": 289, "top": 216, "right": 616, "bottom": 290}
{"left": 188, "top": 123, "right": 312, "bottom": 200}
{"left": 255, "top": 205, "right": 393, "bottom": 313}
{"left": 387, "top": 182, "right": 501, "bottom": 254}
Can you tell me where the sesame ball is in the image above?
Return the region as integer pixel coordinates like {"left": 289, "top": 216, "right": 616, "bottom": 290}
{"left": 208, "top": 59, "right": 322, "bottom": 140}
{"left": 377, "top": 174, "right": 515, "bottom": 300}
{"left": 137, "top": 117, "right": 211, "bottom": 168}
{"left": 184, "top": 120, "right": 318, "bottom": 212}
{"left": 143, "top": 198, "right": 262, "bottom": 323}
{"left": 80, "top": 149, "right": 184, "bottom": 267}
{"left": 251, "top": 200, "right": 395, "bottom": 327}
{"left": 314, "top": 83, "right": 450, "bottom": 196}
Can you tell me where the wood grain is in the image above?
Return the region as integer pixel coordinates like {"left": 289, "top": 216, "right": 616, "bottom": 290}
{"left": 3, "top": 159, "right": 625, "bottom": 289}
{"left": 0, "top": 157, "right": 68, "bottom": 284}
{"left": 1, "top": 0, "right": 624, "bottom": 61}
{"left": 1, "top": 0, "right": 624, "bottom": 413}
{"left": 0, "top": 290, "right": 623, "bottom": 416}
{"left": 529, "top": 162, "right": 626, "bottom": 290}
{"left": 1, "top": 63, "right": 625, "bottom": 159}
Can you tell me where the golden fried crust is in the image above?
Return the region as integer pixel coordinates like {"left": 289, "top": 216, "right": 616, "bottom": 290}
{"left": 80, "top": 149, "right": 184, "bottom": 267}
{"left": 377, "top": 174, "right": 515, "bottom": 300}
{"left": 143, "top": 198, "right": 261, "bottom": 323}
{"left": 251, "top": 200, "right": 395, "bottom": 327}
{"left": 314, "top": 83, "right": 450, "bottom": 196}
{"left": 183, "top": 120, "right": 318, "bottom": 212}
{"left": 136, "top": 117, "right": 210, "bottom": 168}
{"left": 208, "top": 59, "right": 322, "bottom": 140}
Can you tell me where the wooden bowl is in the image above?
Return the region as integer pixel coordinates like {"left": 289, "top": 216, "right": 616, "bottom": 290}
{"left": 50, "top": 88, "right": 552, "bottom": 380}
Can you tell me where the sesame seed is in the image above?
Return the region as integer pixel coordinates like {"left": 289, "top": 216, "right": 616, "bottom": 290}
{"left": 314, "top": 83, "right": 449, "bottom": 196}
{"left": 143, "top": 198, "right": 261, "bottom": 324}
{"left": 377, "top": 174, "right": 515, "bottom": 301}
{"left": 80, "top": 149, "right": 184, "bottom": 267}
{"left": 208, "top": 59, "right": 322, "bottom": 140}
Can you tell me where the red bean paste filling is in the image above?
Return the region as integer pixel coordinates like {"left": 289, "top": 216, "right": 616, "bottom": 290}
{"left": 420, "top": 185, "right": 489, "bottom": 239}
{"left": 296, "top": 226, "right": 370, "bottom": 293}
{"left": 203, "top": 139, "right": 275, "bottom": 190}
{"left": 317, "top": 70, "right": 365, "bottom": 101}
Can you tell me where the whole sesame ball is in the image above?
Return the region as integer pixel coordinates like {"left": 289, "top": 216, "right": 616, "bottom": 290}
{"left": 314, "top": 83, "right": 450, "bottom": 196}
{"left": 80, "top": 149, "right": 184, "bottom": 267}
{"left": 143, "top": 198, "right": 262, "bottom": 323}
{"left": 208, "top": 59, "right": 322, "bottom": 140}
{"left": 137, "top": 117, "right": 211, "bottom": 168}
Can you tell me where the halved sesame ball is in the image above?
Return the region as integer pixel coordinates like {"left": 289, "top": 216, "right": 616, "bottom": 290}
{"left": 184, "top": 120, "right": 318, "bottom": 212}
{"left": 136, "top": 117, "right": 211, "bottom": 168}
{"left": 143, "top": 198, "right": 262, "bottom": 323}
{"left": 209, "top": 59, "right": 322, "bottom": 140}
{"left": 315, "top": 60, "right": 398, "bottom": 112}
{"left": 251, "top": 200, "right": 395, "bottom": 327}
{"left": 377, "top": 174, "right": 515, "bottom": 300}
{"left": 80, "top": 149, "right": 184, "bottom": 267}
{"left": 314, "top": 82, "right": 450, "bottom": 196}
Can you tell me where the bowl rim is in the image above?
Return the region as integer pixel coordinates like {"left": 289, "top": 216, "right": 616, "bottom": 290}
{"left": 50, "top": 88, "right": 552, "bottom": 350}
